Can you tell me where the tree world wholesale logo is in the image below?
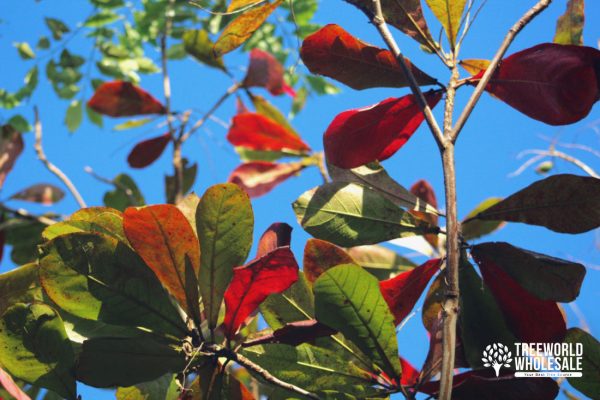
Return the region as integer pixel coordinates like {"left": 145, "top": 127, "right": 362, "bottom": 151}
{"left": 483, "top": 342, "right": 583, "bottom": 378}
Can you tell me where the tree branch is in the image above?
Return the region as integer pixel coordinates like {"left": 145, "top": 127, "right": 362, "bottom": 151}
{"left": 0, "top": 204, "right": 57, "bottom": 226}
{"left": 33, "top": 108, "right": 87, "bottom": 208}
{"left": 370, "top": 0, "right": 445, "bottom": 149}
{"left": 513, "top": 149, "right": 600, "bottom": 178}
{"left": 450, "top": 0, "right": 553, "bottom": 142}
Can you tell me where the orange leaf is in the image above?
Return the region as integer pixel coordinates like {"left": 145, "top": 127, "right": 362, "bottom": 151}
{"left": 87, "top": 81, "right": 166, "bottom": 117}
{"left": 228, "top": 161, "right": 304, "bottom": 198}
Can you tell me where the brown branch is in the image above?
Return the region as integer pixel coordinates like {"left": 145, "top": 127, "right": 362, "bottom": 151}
{"left": 0, "top": 204, "right": 57, "bottom": 226}
{"left": 84, "top": 166, "right": 140, "bottom": 206}
{"left": 450, "top": 0, "right": 553, "bottom": 142}
{"left": 370, "top": 0, "right": 445, "bottom": 149}
{"left": 33, "top": 108, "right": 87, "bottom": 208}
{"left": 513, "top": 149, "right": 600, "bottom": 178}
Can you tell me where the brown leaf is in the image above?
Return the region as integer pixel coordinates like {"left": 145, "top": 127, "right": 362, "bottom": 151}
{"left": 303, "top": 238, "right": 355, "bottom": 284}
{"left": 242, "top": 319, "right": 336, "bottom": 347}
{"left": 10, "top": 184, "right": 65, "bottom": 205}
{"left": 410, "top": 180, "right": 439, "bottom": 249}
{"left": 228, "top": 161, "right": 304, "bottom": 198}
{"left": 0, "top": 125, "right": 24, "bottom": 190}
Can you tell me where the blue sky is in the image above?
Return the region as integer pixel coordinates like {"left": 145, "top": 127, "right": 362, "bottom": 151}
{"left": 2, "top": 1, "right": 600, "bottom": 399}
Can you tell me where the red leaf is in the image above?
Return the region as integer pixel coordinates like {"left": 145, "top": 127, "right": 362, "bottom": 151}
{"left": 242, "top": 319, "right": 336, "bottom": 347}
{"left": 0, "top": 125, "right": 24, "bottom": 190}
{"left": 300, "top": 24, "right": 436, "bottom": 90}
{"left": 236, "top": 96, "right": 249, "bottom": 114}
{"left": 410, "top": 180, "right": 439, "bottom": 248}
{"left": 228, "top": 161, "right": 304, "bottom": 198}
{"left": 87, "top": 81, "right": 166, "bottom": 117}
{"left": 256, "top": 222, "right": 292, "bottom": 258}
{"left": 419, "top": 370, "right": 558, "bottom": 400}
{"left": 243, "top": 49, "right": 293, "bottom": 96}
{"left": 223, "top": 247, "right": 299, "bottom": 339}
{"left": 324, "top": 92, "right": 441, "bottom": 168}
{"left": 400, "top": 357, "right": 419, "bottom": 387}
{"left": 472, "top": 43, "right": 600, "bottom": 125}
{"left": 0, "top": 366, "right": 31, "bottom": 400}
{"left": 380, "top": 259, "right": 440, "bottom": 325}
{"left": 473, "top": 252, "right": 566, "bottom": 343}
{"left": 227, "top": 113, "right": 311, "bottom": 153}
{"left": 127, "top": 133, "right": 171, "bottom": 169}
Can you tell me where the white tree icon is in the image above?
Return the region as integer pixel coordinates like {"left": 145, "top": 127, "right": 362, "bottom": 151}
{"left": 482, "top": 343, "right": 513, "bottom": 377}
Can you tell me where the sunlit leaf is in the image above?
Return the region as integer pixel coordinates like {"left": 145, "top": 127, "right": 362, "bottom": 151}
{"left": 347, "top": 244, "right": 416, "bottom": 280}
{"left": 196, "top": 183, "right": 254, "bottom": 332}
{"left": 424, "top": 0, "right": 466, "bottom": 49}
{"left": 260, "top": 274, "right": 315, "bottom": 330}
{"left": 14, "top": 42, "right": 35, "bottom": 59}
{"left": 461, "top": 198, "right": 505, "bottom": 240}
{"left": 554, "top": 0, "right": 584, "bottom": 45}
{"left": 183, "top": 29, "right": 226, "bottom": 71}
{"left": 228, "top": 161, "right": 304, "bottom": 198}
{"left": 300, "top": 24, "right": 436, "bottom": 90}
{"left": 65, "top": 100, "right": 83, "bottom": 132}
{"left": 324, "top": 93, "right": 442, "bottom": 168}
{"left": 113, "top": 117, "right": 154, "bottom": 131}
{"left": 459, "top": 59, "right": 490, "bottom": 76}
{"left": 0, "top": 263, "right": 42, "bottom": 316}
{"left": 250, "top": 95, "right": 298, "bottom": 135}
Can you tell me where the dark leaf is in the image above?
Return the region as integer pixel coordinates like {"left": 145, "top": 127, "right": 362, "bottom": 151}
{"left": 324, "top": 93, "right": 442, "bottom": 168}
{"left": 563, "top": 328, "right": 600, "bottom": 398}
{"left": 165, "top": 158, "right": 197, "bottom": 203}
{"left": 127, "top": 133, "right": 171, "bottom": 169}
{"left": 300, "top": 24, "right": 436, "bottom": 90}
{"left": 45, "top": 18, "right": 70, "bottom": 40}
{"left": 10, "top": 184, "right": 65, "bottom": 205}
{"left": 410, "top": 179, "right": 439, "bottom": 249}
{"left": 228, "top": 161, "right": 305, "bottom": 198}
{"left": 116, "top": 373, "right": 178, "bottom": 400}
{"left": 471, "top": 44, "right": 600, "bottom": 125}
{"left": 88, "top": 81, "right": 166, "bottom": 117}
{"left": 0, "top": 125, "right": 24, "bottom": 190}
{"left": 0, "top": 263, "right": 42, "bottom": 323}
{"left": 471, "top": 242, "right": 586, "bottom": 302}
{"left": 256, "top": 222, "right": 291, "bottom": 257}
{"left": 470, "top": 174, "right": 600, "bottom": 233}
{"left": 380, "top": 259, "right": 440, "bottom": 325}
{"left": 242, "top": 320, "right": 337, "bottom": 347}
{"left": 103, "top": 173, "right": 145, "bottom": 211}
{"left": 303, "top": 238, "right": 354, "bottom": 284}
{"left": 260, "top": 274, "right": 315, "bottom": 330}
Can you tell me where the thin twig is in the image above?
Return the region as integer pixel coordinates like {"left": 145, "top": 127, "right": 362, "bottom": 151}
{"left": 450, "top": 0, "right": 553, "bottom": 142}
{"left": 0, "top": 204, "right": 57, "bottom": 226}
{"left": 514, "top": 149, "right": 599, "bottom": 178}
{"left": 84, "top": 166, "right": 139, "bottom": 206}
{"left": 212, "top": 346, "right": 320, "bottom": 399}
{"left": 33, "top": 108, "right": 87, "bottom": 208}
{"left": 370, "top": 0, "right": 445, "bottom": 149}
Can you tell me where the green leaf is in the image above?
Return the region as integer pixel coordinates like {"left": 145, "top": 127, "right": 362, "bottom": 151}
{"left": 14, "top": 42, "right": 35, "bottom": 59}
{"left": 165, "top": 158, "right": 197, "bottom": 203}
{"left": 5, "top": 220, "right": 45, "bottom": 265}
{"left": 563, "top": 328, "right": 600, "bottom": 398}
{"left": 260, "top": 274, "right": 315, "bottom": 329}
{"left": 182, "top": 29, "right": 226, "bottom": 71}
{"left": 116, "top": 374, "right": 179, "bottom": 400}
{"left": 39, "top": 232, "right": 188, "bottom": 337}
{"left": 461, "top": 198, "right": 505, "bottom": 240}
{"left": 45, "top": 18, "right": 70, "bottom": 40}
{"left": 37, "top": 36, "right": 51, "bottom": 49}
{"left": 103, "top": 173, "right": 145, "bottom": 211}
{"left": 84, "top": 11, "right": 120, "bottom": 28}
{"left": 86, "top": 106, "right": 103, "bottom": 127}
{"left": 314, "top": 264, "right": 401, "bottom": 379}
{"left": 347, "top": 245, "right": 416, "bottom": 280}
{"left": 166, "top": 43, "right": 186, "bottom": 60}
{"left": 77, "top": 336, "right": 186, "bottom": 388}
{"left": 328, "top": 162, "right": 440, "bottom": 215}
{"left": 424, "top": 0, "right": 466, "bottom": 49}
{"left": 196, "top": 183, "right": 254, "bottom": 331}
{"left": 471, "top": 242, "right": 586, "bottom": 302}
{"left": 113, "top": 117, "right": 154, "bottom": 131}
{"left": 0, "top": 263, "right": 42, "bottom": 316}
{"left": 214, "top": 0, "right": 283, "bottom": 56}
{"left": 42, "top": 212, "right": 126, "bottom": 243}
{"left": 7, "top": 115, "right": 32, "bottom": 133}
{"left": 470, "top": 174, "right": 600, "bottom": 234}
{"left": 242, "top": 343, "right": 382, "bottom": 397}
{"left": 251, "top": 95, "right": 299, "bottom": 137}
{"left": 0, "top": 303, "right": 76, "bottom": 399}
{"left": 65, "top": 100, "right": 83, "bottom": 133}
{"left": 293, "top": 182, "right": 434, "bottom": 247}
{"left": 459, "top": 255, "right": 516, "bottom": 369}
{"left": 554, "top": 0, "right": 584, "bottom": 45}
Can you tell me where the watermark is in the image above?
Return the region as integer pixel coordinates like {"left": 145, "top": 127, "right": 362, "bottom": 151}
{"left": 483, "top": 342, "right": 583, "bottom": 378}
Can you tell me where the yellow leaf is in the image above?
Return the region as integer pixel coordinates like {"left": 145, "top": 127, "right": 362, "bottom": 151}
{"left": 459, "top": 59, "right": 490, "bottom": 76}
{"left": 424, "top": 0, "right": 467, "bottom": 49}
{"left": 227, "top": 0, "right": 260, "bottom": 12}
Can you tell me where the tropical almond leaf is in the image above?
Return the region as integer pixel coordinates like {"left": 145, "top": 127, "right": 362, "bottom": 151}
{"left": 314, "top": 264, "right": 402, "bottom": 379}
{"left": 227, "top": 0, "right": 259, "bottom": 12}
{"left": 563, "top": 328, "right": 600, "bottom": 398}
{"left": 243, "top": 49, "right": 293, "bottom": 96}
{"left": 419, "top": 370, "right": 559, "bottom": 400}
{"left": 228, "top": 161, "right": 305, "bottom": 198}
{"left": 196, "top": 183, "right": 254, "bottom": 331}
{"left": 227, "top": 113, "right": 311, "bottom": 154}
{"left": 471, "top": 44, "right": 600, "bottom": 125}
{"left": 303, "top": 238, "right": 355, "bottom": 284}
{"left": 10, "top": 183, "right": 65, "bottom": 205}
{"left": 127, "top": 133, "right": 171, "bottom": 169}
{"left": 379, "top": 259, "right": 440, "bottom": 325}
{"left": 124, "top": 205, "right": 201, "bottom": 325}
{"left": 476, "top": 252, "right": 567, "bottom": 343}
{"left": 260, "top": 273, "right": 315, "bottom": 330}
{"left": 328, "top": 162, "right": 440, "bottom": 215}
{"left": 342, "top": 0, "right": 434, "bottom": 47}
{"left": 471, "top": 242, "right": 586, "bottom": 302}
{"left": 250, "top": 95, "right": 298, "bottom": 136}
{"left": 0, "top": 263, "right": 42, "bottom": 317}
{"left": 300, "top": 24, "right": 436, "bottom": 90}
{"left": 410, "top": 179, "right": 439, "bottom": 249}
{"left": 347, "top": 244, "right": 416, "bottom": 280}
{"left": 424, "top": 0, "right": 466, "bottom": 49}
{"left": 112, "top": 117, "right": 154, "bottom": 131}
{"left": 242, "top": 320, "right": 337, "bottom": 347}
{"left": 213, "top": 0, "right": 283, "bottom": 57}
{"left": 0, "top": 366, "right": 31, "bottom": 400}
{"left": 165, "top": 158, "right": 197, "bottom": 204}
{"left": 0, "top": 303, "right": 76, "bottom": 400}
{"left": 459, "top": 59, "right": 491, "bottom": 76}
{"left": 183, "top": 29, "right": 226, "bottom": 71}
{"left": 469, "top": 174, "right": 600, "bottom": 233}
{"left": 461, "top": 198, "right": 505, "bottom": 240}
{"left": 324, "top": 93, "right": 442, "bottom": 169}
{"left": 293, "top": 182, "right": 435, "bottom": 247}
{"left": 103, "top": 173, "right": 146, "bottom": 211}
{"left": 76, "top": 336, "right": 186, "bottom": 388}
{"left": 256, "top": 222, "right": 291, "bottom": 257}
{"left": 0, "top": 125, "right": 24, "bottom": 190}
{"left": 223, "top": 246, "right": 299, "bottom": 339}
{"left": 87, "top": 81, "right": 166, "bottom": 117}
{"left": 554, "top": 0, "right": 584, "bottom": 46}
{"left": 39, "top": 232, "right": 188, "bottom": 336}
{"left": 116, "top": 373, "right": 178, "bottom": 400}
